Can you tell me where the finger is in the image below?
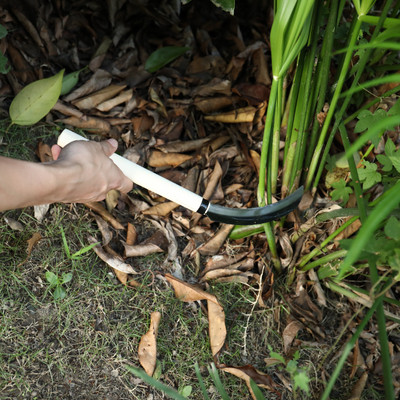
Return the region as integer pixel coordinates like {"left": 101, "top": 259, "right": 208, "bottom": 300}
{"left": 51, "top": 144, "right": 62, "bottom": 161}
{"left": 101, "top": 139, "right": 118, "bottom": 157}
{"left": 120, "top": 177, "right": 133, "bottom": 194}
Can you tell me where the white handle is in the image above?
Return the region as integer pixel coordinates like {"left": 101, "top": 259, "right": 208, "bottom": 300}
{"left": 57, "top": 129, "right": 203, "bottom": 212}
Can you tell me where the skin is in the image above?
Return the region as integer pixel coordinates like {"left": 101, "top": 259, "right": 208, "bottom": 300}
{"left": 0, "top": 139, "right": 133, "bottom": 212}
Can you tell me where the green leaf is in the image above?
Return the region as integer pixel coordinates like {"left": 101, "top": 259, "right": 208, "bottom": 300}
{"left": 376, "top": 154, "right": 392, "bottom": 172}
{"left": 0, "top": 52, "right": 10, "bottom": 74}
{"left": 145, "top": 47, "right": 189, "bottom": 73}
{"left": 388, "top": 150, "right": 400, "bottom": 173}
{"left": 71, "top": 242, "right": 99, "bottom": 259}
{"left": 293, "top": 370, "right": 310, "bottom": 394}
{"left": 384, "top": 216, "right": 400, "bottom": 240}
{"left": 358, "top": 161, "right": 381, "bottom": 190}
{"left": 249, "top": 379, "right": 266, "bottom": 400}
{"left": 0, "top": 24, "right": 7, "bottom": 39}
{"left": 330, "top": 179, "right": 353, "bottom": 205}
{"left": 9, "top": 69, "right": 64, "bottom": 125}
{"left": 61, "top": 272, "right": 73, "bottom": 284}
{"left": 53, "top": 286, "right": 66, "bottom": 300}
{"left": 178, "top": 385, "right": 192, "bottom": 397}
{"left": 61, "top": 68, "right": 84, "bottom": 95}
{"left": 211, "top": 0, "right": 235, "bottom": 14}
{"left": 354, "top": 109, "right": 387, "bottom": 133}
{"left": 125, "top": 366, "right": 187, "bottom": 400}
{"left": 45, "top": 271, "right": 58, "bottom": 286}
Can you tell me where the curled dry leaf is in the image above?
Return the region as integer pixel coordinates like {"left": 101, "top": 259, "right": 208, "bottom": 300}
{"left": 202, "top": 161, "right": 223, "bottom": 201}
{"left": 126, "top": 222, "right": 137, "bottom": 245}
{"left": 194, "top": 96, "right": 239, "bottom": 114}
{"left": 84, "top": 202, "right": 125, "bottom": 230}
{"left": 96, "top": 88, "right": 133, "bottom": 112}
{"left": 220, "top": 365, "right": 278, "bottom": 400}
{"left": 4, "top": 216, "right": 24, "bottom": 231}
{"left": 17, "top": 232, "right": 42, "bottom": 268}
{"left": 147, "top": 150, "right": 192, "bottom": 168}
{"left": 34, "top": 204, "right": 50, "bottom": 222}
{"left": 156, "top": 137, "right": 211, "bottom": 153}
{"left": 138, "top": 311, "right": 161, "bottom": 377}
{"left": 197, "top": 224, "right": 234, "bottom": 256}
{"left": 123, "top": 242, "right": 164, "bottom": 257}
{"left": 142, "top": 201, "right": 179, "bottom": 217}
{"left": 165, "top": 274, "right": 226, "bottom": 356}
{"left": 204, "top": 106, "right": 257, "bottom": 123}
{"left": 88, "top": 236, "right": 137, "bottom": 274}
{"left": 93, "top": 213, "right": 113, "bottom": 246}
{"left": 282, "top": 320, "right": 303, "bottom": 355}
{"left": 57, "top": 115, "right": 111, "bottom": 133}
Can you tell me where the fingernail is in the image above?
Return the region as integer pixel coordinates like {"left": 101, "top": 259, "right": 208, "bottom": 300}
{"left": 107, "top": 138, "right": 118, "bottom": 148}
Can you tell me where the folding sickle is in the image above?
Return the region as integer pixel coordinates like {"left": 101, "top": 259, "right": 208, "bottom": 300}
{"left": 58, "top": 129, "right": 303, "bottom": 225}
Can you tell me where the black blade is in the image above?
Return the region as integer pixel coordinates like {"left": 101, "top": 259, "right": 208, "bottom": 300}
{"left": 203, "top": 186, "right": 304, "bottom": 225}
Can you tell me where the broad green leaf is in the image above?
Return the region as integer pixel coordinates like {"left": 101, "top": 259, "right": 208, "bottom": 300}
{"left": 293, "top": 370, "right": 310, "bottom": 393}
{"left": 145, "top": 47, "right": 189, "bottom": 73}
{"left": 0, "top": 24, "right": 7, "bottom": 39}
{"left": 10, "top": 69, "right": 64, "bottom": 125}
{"left": 388, "top": 150, "right": 400, "bottom": 173}
{"left": 61, "top": 68, "right": 84, "bottom": 95}
{"left": 331, "top": 179, "right": 353, "bottom": 205}
{"left": 45, "top": 271, "right": 58, "bottom": 286}
{"left": 358, "top": 161, "right": 381, "bottom": 190}
{"left": 376, "top": 154, "right": 392, "bottom": 172}
{"left": 61, "top": 272, "right": 73, "bottom": 284}
{"left": 178, "top": 385, "right": 192, "bottom": 397}
{"left": 211, "top": 0, "right": 235, "bottom": 14}
{"left": 54, "top": 286, "right": 66, "bottom": 300}
{"left": 354, "top": 109, "right": 387, "bottom": 133}
{"left": 384, "top": 216, "right": 400, "bottom": 240}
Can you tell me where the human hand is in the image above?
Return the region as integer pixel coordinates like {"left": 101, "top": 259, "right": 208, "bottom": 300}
{"left": 49, "top": 139, "right": 133, "bottom": 203}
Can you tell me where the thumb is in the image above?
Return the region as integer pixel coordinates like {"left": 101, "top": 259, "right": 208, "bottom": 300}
{"left": 101, "top": 138, "right": 118, "bottom": 157}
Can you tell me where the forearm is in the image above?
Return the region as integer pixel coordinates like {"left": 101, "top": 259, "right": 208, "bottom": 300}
{"left": 0, "top": 156, "right": 68, "bottom": 211}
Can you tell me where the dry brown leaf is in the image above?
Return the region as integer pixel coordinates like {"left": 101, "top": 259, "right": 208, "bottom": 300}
{"left": 207, "top": 299, "right": 226, "bottom": 357}
{"left": 308, "top": 269, "right": 327, "bottom": 307}
{"left": 52, "top": 101, "right": 84, "bottom": 118}
{"left": 57, "top": 116, "right": 111, "bottom": 133}
{"left": 126, "top": 223, "right": 137, "bottom": 246}
{"left": 201, "top": 268, "right": 244, "bottom": 281}
{"left": 202, "top": 161, "right": 223, "bottom": 201}
{"left": 194, "top": 96, "right": 239, "bottom": 114}
{"left": 156, "top": 137, "right": 211, "bottom": 153}
{"left": 348, "top": 371, "right": 368, "bottom": 400}
{"left": 192, "top": 78, "right": 231, "bottom": 97}
{"left": 36, "top": 141, "right": 53, "bottom": 162}
{"left": 203, "top": 253, "right": 249, "bottom": 273}
{"left": 204, "top": 106, "right": 257, "bottom": 123}
{"left": 84, "top": 202, "right": 125, "bottom": 230}
{"left": 17, "top": 232, "right": 42, "bottom": 268}
{"left": 165, "top": 274, "right": 226, "bottom": 356}
{"left": 197, "top": 224, "right": 234, "bottom": 256}
{"left": 88, "top": 236, "right": 137, "bottom": 274}
{"left": 334, "top": 217, "right": 362, "bottom": 242}
{"left": 96, "top": 88, "right": 133, "bottom": 112}
{"left": 73, "top": 84, "right": 126, "bottom": 110}
{"left": 105, "top": 189, "right": 120, "bottom": 213}
{"left": 93, "top": 213, "right": 113, "bottom": 246}
{"left": 4, "top": 216, "right": 24, "bottom": 231}
{"left": 34, "top": 204, "right": 50, "bottom": 222}
{"left": 123, "top": 243, "right": 164, "bottom": 257}
{"left": 147, "top": 151, "right": 192, "bottom": 168}
{"left": 283, "top": 320, "right": 303, "bottom": 355}
{"left": 142, "top": 202, "right": 179, "bottom": 217}
{"left": 104, "top": 244, "right": 128, "bottom": 285}
{"left": 138, "top": 311, "right": 161, "bottom": 377}
{"left": 220, "top": 365, "right": 278, "bottom": 399}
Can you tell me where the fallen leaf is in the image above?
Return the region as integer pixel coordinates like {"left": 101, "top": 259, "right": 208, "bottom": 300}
{"left": 96, "top": 88, "right": 133, "bottom": 112}
{"left": 57, "top": 115, "right": 111, "bottom": 133}
{"left": 165, "top": 274, "right": 226, "bottom": 357}
{"left": 93, "top": 213, "right": 113, "bottom": 246}
{"left": 147, "top": 150, "right": 192, "bottom": 168}
{"left": 84, "top": 202, "right": 125, "bottom": 230}
{"left": 204, "top": 106, "right": 257, "bottom": 123}
{"left": 220, "top": 365, "right": 278, "bottom": 399}
{"left": 123, "top": 243, "right": 164, "bottom": 257}
{"left": 126, "top": 223, "right": 137, "bottom": 245}
{"left": 197, "top": 224, "right": 234, "bottom": 256}
{"left": 34, "top": 204, "right": 50, "bottom": 222}
{"left": 3, "top": 216, "right": 24, "bottom": 231}
{"left": 348, "top": 371, "right": 368, "bottom": 400}
{"left": 138, "top": 311, "right": 161, "bottom": 377}
{"left": 88, "top": 236, "right": 137, "bottom": 274}
{"left": 156, "top": 137, "right": 212, "bottom": 153}
{"left": 105, "top": 189, "right": 120, "bottom": 213}
{"left": 283, "top": 320, "right": 303, "bottom": 355}
{"left": 17, "top": 232, "right": 42, "bottom": 268}
{"left": 142, "top": 201, "right": 179, "bottom": 217}
{"left": 36, "top": 141, "right": 53, "bottom": 162}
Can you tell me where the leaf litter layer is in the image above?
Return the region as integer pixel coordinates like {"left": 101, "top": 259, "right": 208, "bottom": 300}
{"left": 1, "top": 0, "right": 400, "bottom": 399}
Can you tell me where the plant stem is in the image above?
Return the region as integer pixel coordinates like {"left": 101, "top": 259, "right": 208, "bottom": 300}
{"left": 305, "top": 16, "right": 362, "bottom": 191}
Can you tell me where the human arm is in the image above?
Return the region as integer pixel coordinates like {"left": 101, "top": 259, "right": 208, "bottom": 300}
{"left": 0, "top": 139, "right": 133, "bottom": 212}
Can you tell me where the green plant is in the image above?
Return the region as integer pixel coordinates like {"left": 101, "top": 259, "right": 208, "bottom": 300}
{"left": 45, "top": 270, "right": 73, "bottom": 300}
{"left": 60, "top": 225, "right": 99, "bottom": 262}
